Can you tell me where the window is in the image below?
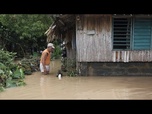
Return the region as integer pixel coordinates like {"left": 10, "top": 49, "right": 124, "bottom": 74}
{"left": 112, "top": 16, "right": 152, "bottom": 50}
{"left": 113, "top": 17, "right": 131, "bottom": 50}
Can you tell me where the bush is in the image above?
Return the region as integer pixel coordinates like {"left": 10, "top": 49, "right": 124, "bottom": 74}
{"left": 0, "top": 49, "right": 26, "bottom": 92}
{"left": 61, "top": 57, "right": 78, "bottom": 77}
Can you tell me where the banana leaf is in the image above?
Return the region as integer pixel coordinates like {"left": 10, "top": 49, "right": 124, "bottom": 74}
{"left": 12, "top": 68, "right": 25, "bottom": 79}
{"left": 6, "top": 78, "right": 17, "bottom": 88}
{"left": 6, "top": 78, "right": 26, "bottom": 88}
{"left": 0, "top": 85, "right": 5, "bottom": 92}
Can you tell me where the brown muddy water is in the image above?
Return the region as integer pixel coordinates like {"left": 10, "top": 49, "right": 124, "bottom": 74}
{"left": 1, "top": 59, "right": 152, "bottom": 100}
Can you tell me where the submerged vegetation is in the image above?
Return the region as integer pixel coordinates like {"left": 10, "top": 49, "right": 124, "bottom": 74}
{"left": 0, "top": 14, "right": 54, "bottom": 92}
{"left": 0, "top": 49, "right": 26, "bottom": 92}
{"left": 0, "top": 14, "right": 63, "bottom": 92}
{"left": 61, "top": 57, "right": 78, "bottom": 77}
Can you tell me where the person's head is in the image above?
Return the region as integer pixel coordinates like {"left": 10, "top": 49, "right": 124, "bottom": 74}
{"left": 47, "top": 43, "right": 55, "bottom": 52}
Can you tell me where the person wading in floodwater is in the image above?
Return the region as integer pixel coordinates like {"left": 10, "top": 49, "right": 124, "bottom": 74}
{"left": 40, "top": 43, "right": 55, "bottom": 75}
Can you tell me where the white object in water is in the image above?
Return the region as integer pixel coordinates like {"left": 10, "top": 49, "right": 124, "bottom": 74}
{"left": 58, "top": 74, "right": 61, "bottom": 80}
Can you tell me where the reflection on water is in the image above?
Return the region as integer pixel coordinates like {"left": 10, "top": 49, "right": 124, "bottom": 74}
{"left": 1, "top": 59, "right": 152, "bottom": 99}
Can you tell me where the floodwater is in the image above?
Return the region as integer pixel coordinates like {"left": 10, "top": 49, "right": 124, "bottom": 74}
{"left": 1, "top": 59, "right": 152, "bottom": 100}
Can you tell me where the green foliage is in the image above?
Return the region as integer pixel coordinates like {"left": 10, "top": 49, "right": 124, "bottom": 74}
{"left": 18, "top": 56, "right": 40, "bottom": 75}
{"left": 61, "top": 57, "right": 77, "bottom": 77}
{"left": 0, "top": 14, "right": 53, "bottom": 58}
{"left": 0, "top": 49, "right": 17, "bottom": 65}
{"left": 51, "top": 39, "right": 62, "bottom": 59}
{"left": 12, "top": 68, "right": 25, "bottom": 79}
{"left": 0, "top": 84, "right": 5, "bottom": 92}
{"left": 0, "top": 49, "right": 26, "bottom": 92}
{"left": 6, "top": 78, "right": 26, "bottom": 88}
{"left": 0, "top": 14, "right": 52, "bottom": 40}
{"left": 51, "top": 45, "right": 62, "bottom": 59}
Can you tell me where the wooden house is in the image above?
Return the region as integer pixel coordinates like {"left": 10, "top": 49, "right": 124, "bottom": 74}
{"left": 45, "top": 14, "right": 152, "bottom": 76}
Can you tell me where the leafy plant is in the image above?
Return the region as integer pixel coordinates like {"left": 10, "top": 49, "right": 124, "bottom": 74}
{"left": 0, "top": 49, "right": 26, "bottom": 92}
{"left": 0, "top": 84, "right": 5, "bottom": 92}
{"left": 51, "top": 39, "right": 62, "bottom": 59}
{"left": 12, "top": 68, "right": 25, "bottom": 79}
{"left": 0, "top": 14, "right": 53, "bottom": 58}
{"left": 61, "top": 57, "right": 77, "bottom": 77}
{"left": 18, "top": 56, "right": 40, "bottom": 75}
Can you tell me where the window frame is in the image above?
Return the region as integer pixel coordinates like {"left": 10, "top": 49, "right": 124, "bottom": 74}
{"left": 112, "top": 15, "right": 132, "bottom": 50}
{"left": 112, "top": 15, "right": 152, "bottom": 51}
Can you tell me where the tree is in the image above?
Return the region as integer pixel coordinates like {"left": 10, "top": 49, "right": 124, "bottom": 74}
{"left": 0, "top": 14, "right": 53, "bottom": 57}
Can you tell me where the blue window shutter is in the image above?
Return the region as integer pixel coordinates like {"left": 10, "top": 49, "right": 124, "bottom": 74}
{"left": 133, "top": 18, "right": 152, "bottom": 50}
